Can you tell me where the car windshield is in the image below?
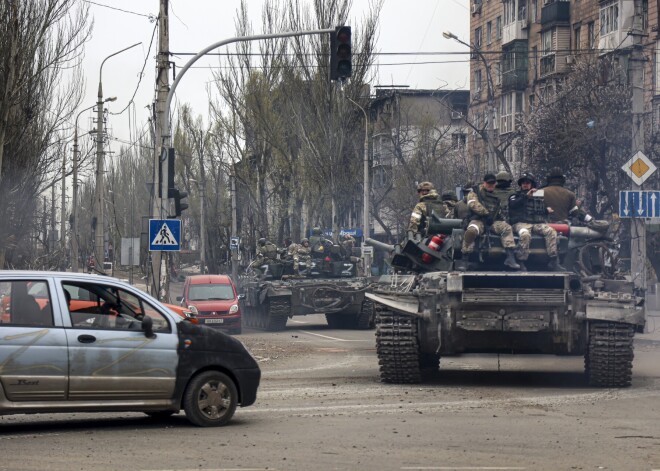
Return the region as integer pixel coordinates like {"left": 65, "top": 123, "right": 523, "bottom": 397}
{"left": 188, "top": 284, "right": 234, "bottom": 301}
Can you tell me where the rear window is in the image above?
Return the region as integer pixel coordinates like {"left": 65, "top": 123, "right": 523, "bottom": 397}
{"left": 189, "top": 284, "right": 234, "bottom": 301}
{"left": 0, "top": 280, "right": 54, "bottom": 327}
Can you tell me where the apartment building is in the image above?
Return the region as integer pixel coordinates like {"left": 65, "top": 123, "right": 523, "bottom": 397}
{"left": 468, "top": 0, "right": 658, "bottom": 176}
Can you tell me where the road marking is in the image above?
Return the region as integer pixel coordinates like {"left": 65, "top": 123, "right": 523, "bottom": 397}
{"left": 299, "top": 330, "right": 371, "bottom": 342}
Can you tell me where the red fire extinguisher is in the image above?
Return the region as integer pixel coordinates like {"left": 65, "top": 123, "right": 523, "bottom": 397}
{"left": 422, "top": 234, "right": 445, "bottom": 263}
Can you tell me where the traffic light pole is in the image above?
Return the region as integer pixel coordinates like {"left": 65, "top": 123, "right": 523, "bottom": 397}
{"left": 154, "top": 28, "right": 334, "bottom": 299}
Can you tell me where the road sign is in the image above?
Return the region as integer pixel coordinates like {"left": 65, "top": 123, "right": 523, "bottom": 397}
{"left": 149, "top": 219, "right": 181, "bottom": 251}
{"left": 619, "top": 191, "right": 660, "bottom": 218}
{"left": 621, "top": 151, "right": 657, "bottom": 185}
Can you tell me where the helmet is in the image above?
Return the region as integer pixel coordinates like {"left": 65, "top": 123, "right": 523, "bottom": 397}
{"left": 548, "top": 167, "right": 565, "bottom": 179}
{"left": 517, "top": 172, "right": 537, "bottom": 187}
{"left": 416, "top": 181, "right": 435, "bottom": 191}
{"left": 301, "top": 238, "right": 309, "bottom": 244}
{"left": 496, "top": 171, "right": 512, "bottom": 182}
{"left": 311, "top": 227, "right": 321, "bottom": 235}
{"left": 441, "top": 191, "right": 458, "bottom": 202}
{"left": 258, "top": 238, "right": 266, "bottom": 245}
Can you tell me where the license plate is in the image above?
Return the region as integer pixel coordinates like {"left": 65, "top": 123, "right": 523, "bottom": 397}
{"left": 205, "top": 318, "right": 224, "bottom": 324}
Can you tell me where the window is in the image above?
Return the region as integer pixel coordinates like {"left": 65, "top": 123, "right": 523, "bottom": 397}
{"left": 574, "top": 25, "right": 581, "bottom": 52}
{"left": 496, "top": 16, "right": 502, "bottom": 39}
{"left": 452, "top": 133, "right": 467, "bottom": 148}
{"left": 487, "top": 21, "right": 492, "bottom": 45}
{"left": 503, "top": 0, "right": 516, "bottom": 25}
{"left": 494, "top": 61, "right": 501, "bottom": 86}
{"left": 474, "top": 69, "right": 483, "bottom": 95}
{"left": 475, "top": 27, "right": 482, "bottom": 48}
{"left": 529, "top": 94, "right": 535, "bottom": 112}
{"left": 588, "top": 22, "right": 596, "bottom": 49}
{"left": 63, "top": 282, "right": 171, "bottom": 332}
{"left": 600, "top": 1, "right": 619, "bottom": 36}
{"left": 541, "top": 29, "right": 554, "bottom": 56}
{"left": 500, "top": 92, "right": 523, "bottom": 134}
{"left": 531, "top": 0, "right": 538, "bottom": 23}
{"left": 532, "top": 46, "right": 538, "bottom": 78}
{"left": 0, "top": 280, "right": 53, "bottom": 327}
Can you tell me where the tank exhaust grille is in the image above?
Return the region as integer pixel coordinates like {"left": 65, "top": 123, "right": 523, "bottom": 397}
{"left": 462, "top": 288, "right": 565, "bottom": 304}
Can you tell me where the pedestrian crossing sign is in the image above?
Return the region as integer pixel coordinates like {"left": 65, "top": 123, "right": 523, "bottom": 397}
{"left": 149, "top": 219, "right": 181, "bottom": 251}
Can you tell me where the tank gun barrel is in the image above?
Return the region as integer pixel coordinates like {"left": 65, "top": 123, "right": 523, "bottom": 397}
{"left": 365, "top": 238, "right": 395, "bottom": 252}
{"left": 427, "top": 216, "right": 463, "bottom": 235}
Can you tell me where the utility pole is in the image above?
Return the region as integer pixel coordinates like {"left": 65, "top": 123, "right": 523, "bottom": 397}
{"left": 629, "top": 1, "right": 646, "bottom": 292}
{"left": 151, "top": 0, "right": 171, "bottom": 299}
{"left": 60, "top": 143, "right": 67, "bottom": 261}
{"left": 231, "top": 163, "right": 238, "bottom": 283}
{"left": 198, "top": 130, "right": 206, "bottom": 275}
{"left": 94, "top": 81, "right": 106, "bottom": 273}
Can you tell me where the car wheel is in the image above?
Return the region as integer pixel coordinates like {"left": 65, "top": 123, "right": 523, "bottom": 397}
{"left": 183, "top": 371, "right": 238, "bottom": 427}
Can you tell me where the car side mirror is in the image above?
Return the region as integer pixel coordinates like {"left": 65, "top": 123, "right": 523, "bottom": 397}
{"left": 176, "top": 296, "right": 183, "bottom": 302}
{"left": 237, "top": 294, "right": 245, "bottom": 300}
{"left": 141, "top": 315, "right": 156, "bottom": 339}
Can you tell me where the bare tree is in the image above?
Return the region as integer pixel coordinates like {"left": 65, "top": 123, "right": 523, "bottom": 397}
{"left": 0, "top": 0, "right": 91, "bottom": 268}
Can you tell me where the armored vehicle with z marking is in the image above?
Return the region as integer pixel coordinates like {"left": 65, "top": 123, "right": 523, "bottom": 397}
{"left": 366, "top": 215, "right": 645, "bottom": 387}
{"left": 239, "top": 240, "right": 373, "bottom": 331}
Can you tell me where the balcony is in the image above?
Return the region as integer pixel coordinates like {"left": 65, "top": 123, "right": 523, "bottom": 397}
{"left": 541, "top": 1, "right": 570, "bottom": 26}
{"left": 502, "top": 21, "right": 528, "bottom": 46}
{"left": 502, "top": 69, "right": 528, "bottom": 90}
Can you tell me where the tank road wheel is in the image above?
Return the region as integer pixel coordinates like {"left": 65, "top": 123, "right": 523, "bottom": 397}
{"left": 375, "top": 305, "right": 422, "bottom": 383}
{"left": 585, "top": 321, "right": 635, "bottom": 388}
{"left": 183, "top": 371, "right": 238, "bottom": 427}
{"left": 355, "top": 299, "right": 375, "bottom": 330}
{"left": 265, "top": 297, "right": 290, "bottom": 331}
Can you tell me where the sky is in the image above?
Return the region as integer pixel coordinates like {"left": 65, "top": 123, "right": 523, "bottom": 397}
{"left": 77, "top": 0, "right": 471, "bottom": 149}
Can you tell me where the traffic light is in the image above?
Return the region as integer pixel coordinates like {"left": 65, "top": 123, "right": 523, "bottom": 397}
{"left": 330, "top": 26, "right": 352, "bottom": 81}
{"left": 171, "top": 188, "right": 188, "bottom": 218}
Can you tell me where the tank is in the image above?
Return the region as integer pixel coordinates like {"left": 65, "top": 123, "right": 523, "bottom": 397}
{"left": 365, "top": 217, "right": 646, "bottom": 387}
{"left": 239, "top": 244, "right": 373, "bottom": 331}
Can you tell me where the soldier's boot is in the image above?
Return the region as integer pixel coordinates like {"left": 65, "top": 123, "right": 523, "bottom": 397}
{"left": 547, "top": 256, "right": 566, "bottom": 271}
{"left": 503, "top": 249, "right": 521, "bottom": 270}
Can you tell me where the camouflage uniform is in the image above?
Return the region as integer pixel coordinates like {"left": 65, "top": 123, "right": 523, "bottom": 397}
{"left": 409, "top": 190, "right": 450, "bottom": 234}
{"left": 510, "top": 173, "right": 563, "bottom": 271}
{"left": 292, "top": 240, "right": 312, "bottom": 273}
{"left": 462, "top": 184, "right": 516, "bottom": 254}
{"left": 250, "top": 240, "right": 278, "bottom": 269}
{"left": 493, "top": 171, "right": 515, "bottom": 222}
{"left": 341, "top": 234, "right": 356, "bottom": 257}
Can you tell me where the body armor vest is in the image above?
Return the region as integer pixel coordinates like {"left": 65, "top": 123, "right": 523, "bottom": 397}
{"left": 509, "top": 189, "right": 547, "bottom": 224}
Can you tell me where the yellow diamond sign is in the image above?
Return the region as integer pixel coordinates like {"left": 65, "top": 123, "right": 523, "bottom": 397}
{"left": 621, "top": 151, "right": 657, "bottom": 186}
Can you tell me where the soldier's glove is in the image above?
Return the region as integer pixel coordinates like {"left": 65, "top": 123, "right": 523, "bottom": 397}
{"left": 484, "top": 215, "right": 494, "bottom": 226}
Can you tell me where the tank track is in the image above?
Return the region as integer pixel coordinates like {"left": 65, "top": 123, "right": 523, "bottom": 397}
{"left": 375, "top": 305, "right": 422, "bottom": 383}
{"left": 585, "top": 321, "right": 635, "bottom": 387}
{"left": 265, "top": 297, "right": 290, "bottom": 332}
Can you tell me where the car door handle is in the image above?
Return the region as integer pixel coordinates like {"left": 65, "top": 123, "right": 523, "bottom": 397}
{"left": 77, "top": 334, "right": 97, "bottom": 344}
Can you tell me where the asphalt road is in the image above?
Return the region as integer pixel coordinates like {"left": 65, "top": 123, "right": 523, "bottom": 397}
{"left": 1, "top": 312, "right": 660, "bottom": 471}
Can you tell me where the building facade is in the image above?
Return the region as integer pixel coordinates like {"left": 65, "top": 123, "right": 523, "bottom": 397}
{"left": 468, "top": 0, "right": 658, "bottom": 177}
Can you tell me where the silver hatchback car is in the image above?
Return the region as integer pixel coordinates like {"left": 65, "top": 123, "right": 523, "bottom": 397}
{"left": 0, "top": 271, "right": 260, "bottom": 426}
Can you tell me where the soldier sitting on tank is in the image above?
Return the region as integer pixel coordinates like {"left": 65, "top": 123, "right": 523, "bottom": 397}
{"left": 457, "top": 173, "right": 520, "bottom": 270}
{"left": 340, "top": 233, "right": 357, "bottom": 259}
{"left": 493, "top": 171, "right": 515, "bottom": 223}
{"left": 309, "top": 227, "right": 333, "bottom": 257}
{"left": 248, "top": 238, "right": 279, "bottom": 274}
{"left": 441, "top": 191, "right": 458, "bottom": 219}
{"left": 291, "top": 238, "right": 312, "bottom": 275}
{"left": 408, "top": 181, "right": 451, "bottom": 235}
{"left": 508, "top": 172, "right": 565, "bottom": 272}
{"left": 452, "top": 182, "right": 474, "bottom": 220}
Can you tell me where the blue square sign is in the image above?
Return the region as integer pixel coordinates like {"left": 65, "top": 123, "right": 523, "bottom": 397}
{"left": 619, "top": 191, "right": 660, "bottom": 218}
{"left": 149, "top": 219, "right": 181, "bottom": 251}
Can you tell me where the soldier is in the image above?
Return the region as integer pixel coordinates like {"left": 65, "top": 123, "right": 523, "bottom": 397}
{"left": 543, "top": 167, "right": 594, "bottom": 224}
{"left": 509, "top": 172, "right": 564, "bottom": 271}
{"left": 341, "top": 233, "right": 356, "bottom": 257}
{"left": 408, "top": 181, "right": 450, "bottom": 235}
{"left": 441, "top": 191, "right": 458, "bottom": 219}
{"left": 249, "top": 238, "right": 278, "bottom": 271}
{"left": 494, "top": 171, "right": 515, "bottom": 222}
{"left": 459, "top": 173, "right": 520, "bottom": 270}
{"left": 292, "top": 238, "right": 312, "bottom": 274}
{"left": 453, "top": 182, "right": 474, "bottom": 220}
{"left": 308, "top": 227, "right": 332, "bottom": 255}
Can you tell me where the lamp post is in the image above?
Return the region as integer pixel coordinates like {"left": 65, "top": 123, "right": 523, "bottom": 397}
{"left": 443, "top": 31, "right": 498, "bottom": 173}
{"left": 347, "top": 96, "right": 371, "bottom": 276}
{"left": 94, "top": 43, "right": 140, "bottom": 274}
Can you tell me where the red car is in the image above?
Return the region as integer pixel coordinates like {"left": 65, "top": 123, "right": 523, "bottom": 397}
{"left": 179, "top": 275, "right": 242, "bottom": 334}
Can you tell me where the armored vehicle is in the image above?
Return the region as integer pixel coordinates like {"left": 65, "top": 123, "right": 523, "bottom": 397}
{"left": 366, "top": 216, "right": 645, "bottom": 387}
{"left": 239, "top": 243, "right": 373, "bottom": 331}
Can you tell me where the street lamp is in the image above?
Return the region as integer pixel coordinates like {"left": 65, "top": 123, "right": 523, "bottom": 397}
{"left": 94, "top": 42, "right": 140, "bottom": 274}
{"left": 347, "top": 96, "right": 372, "bottom": 276}
{"left": 443, "top": 30, "right": 498, "bottom": 173}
